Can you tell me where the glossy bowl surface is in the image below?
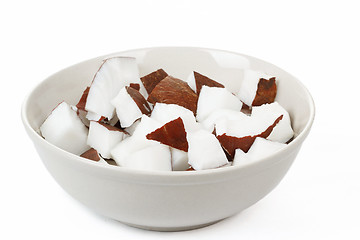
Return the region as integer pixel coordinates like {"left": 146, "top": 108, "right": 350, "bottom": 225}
{"left": 22, "top": 47, "right": 315, "bottom": 231}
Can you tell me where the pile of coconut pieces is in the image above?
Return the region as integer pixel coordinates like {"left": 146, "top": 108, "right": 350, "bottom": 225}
{"left": 40, "top": 56, "right": 294, "bottom": 171}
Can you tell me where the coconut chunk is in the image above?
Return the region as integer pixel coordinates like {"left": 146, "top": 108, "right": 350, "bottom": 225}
{"left": 80, "top": 148, "right": 108, "bottom": 164}
{"left": 125, "top": 119, "right": 141, "bottom": 136}
{"left": 85, "top": 57, "right": 146, "bottom": 120}
{"left": 187, "top": 129, "right": 228, "bottom": 170}
{"left": 111, "top": 86, "right": 151, "bottom": 128}
{"left": 71, "top": 105, "right": 90, "bottom": 127}
{"left": 215, "top": 114, "right": 265, "bottom": 138}
{"left": 146, "top": 117, "right": 188, "bottom": 152}
{"left": 150, "top": 103, "right": 199, "bottom": 132}
{"left": 193, "top": 71, "right": 224, "bottom": 94}
{"left": 196, "top": 86, "right": 243, "bottom": 122}
{"left": 129, "top": 83, "right": 140, "bottom": 91}
{"left": 171, "top": 148, "right": 189, "bottom": 171}
{"left": 132, "top": 115, "right": 162, "bottom": 137}
{"left": 217, "top": 115, "right": 282, "bottom": 158}
{"left": 40, "top": 102, "right": 89, "bottom": 155}
{"left": 85, "top": 111, "right": 105, "bottom": 122}
{"left": 147, "top": 76, "right": 198, "bottom": 115}
{"left": 233, "top": 138, "right": 286, "bottom": 166}
{"left": 111, "top": 115, "right": 162, "bottom": 166}
{"left": 237, "top": 69, "right": 276, "bottom": 107}
{"left": 186, "top": 71, "right": 196, "bottom": 93}
{"left": 251, "top": 102, "right": 294, "bottom": 143}
{"left": 87, "top": 121, "right": 126, "bottom": 159}
{"left": 140, "top": 69, "right": 168, "bottom": 94}
{"left": 201, "top": 109, "right": 248, "bottom": 132}
{"left": 76, "top": 86, "right": 90, "bottom": 111}
{"left": 121, "top": 144, "right": 171, "bottom": 171}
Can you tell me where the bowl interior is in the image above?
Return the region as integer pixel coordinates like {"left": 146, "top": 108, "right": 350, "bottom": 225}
{"left": 24, "top": 47, "right": 314, "bottom": 158}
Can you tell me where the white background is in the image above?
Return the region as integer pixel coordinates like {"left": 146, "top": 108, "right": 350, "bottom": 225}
{"left": 1, "top": 0, "right": 359, "bottom": 239}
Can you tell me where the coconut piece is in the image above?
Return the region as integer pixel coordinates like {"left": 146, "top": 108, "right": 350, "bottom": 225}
{"left": 215, "top": 114, "right": 263, "bottom": 137}
{"left": 80, "top": 148, "right": 100, "bottom": 161}
{"left": 196, "top": 86, "right": 243, "bottom": 122}
{"left": 251, "top": 102, "right": 294, "bottom": 143}
{"left": 111, "top": 115, "right": 162, "bottom": 166}
{"left": 121, "top": 144, "right": 172, "bottom": 171}
{"left": 240, "top": 103, "right": 252, "bottom": 115}
{"left": 171, "top": 148, "right": 189, "bottom": 171}
{"left": 187, "top": 129, "right": 228, "bottom": 170}
{"left": 216, "top": 115, "right": 283, "bottom": 158}
{"left": 252, "top": 77, "right": 277, "bottom": 106}
{"left": 125, "top": 119, "right": 141, "bottom": 136}
{"left": 40, "top": 102, "right": 89, "bottom": 155}
{"left": 76, "top": 86, "right": 90, "bottom": 111}
{"left": 194, "top": 71, "right": 224, "bottom": 94}
{"left": 80, "top": 148, "right": 108, "bottom": 164}
{"left": 85, "top": 57, "right": 146, "bottom": 120}
{"left": 186, "top": 71, "right": 196, "bottom": 93}
{"left": 106, "top": 114, "right": 119, "bottom": 126}
{"left": 87, "top": 121, "right": 126, "bottom": 159}
{"left": 201, "top": 109, "right": 248, "bottom": 132}
{"left": 146, "top": 117, "right": 188, "bottom": 152}
{"left": 71, "top": 105, "right": 90, "bottom": 127}
{"left": 111, "top": 86, "right": 151, "bottom": 128}
{"left": 147, "top": 76, "right": 198, "bottom": 115}
{"left": 86, "top": 111, "right": 105, "bottom": 122}
{"left": 237, "top": 69, "right": 276, "bottom": 107}
{"left": 129, "top": 83, "right": 140, "bottom": 91}
{"left": 126, "top": 86, "right": 152, "bottom": 114}
{"left": 140, "top": 69, "right": 168, "bottom": 94}
{"left": 74, "top": 87, "right": 106, "bottom": 124}
{"left": 233, "top": 138, "right": 286, "bottom": 166}
{"left": 150, "top": 103, "right": 200, "bottom": 132}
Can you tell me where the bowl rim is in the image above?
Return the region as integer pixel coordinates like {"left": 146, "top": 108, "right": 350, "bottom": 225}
{"left": 21, "top": 46, "right": 315, "bottom": 179}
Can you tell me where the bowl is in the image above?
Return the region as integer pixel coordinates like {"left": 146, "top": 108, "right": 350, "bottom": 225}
{"left": 21, "top": 47, "right": 315, "bottom": 231}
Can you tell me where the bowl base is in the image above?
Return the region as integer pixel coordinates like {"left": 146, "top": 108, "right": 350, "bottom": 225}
{"left": 120, "top": 219, "right": 224, "bottom": 232}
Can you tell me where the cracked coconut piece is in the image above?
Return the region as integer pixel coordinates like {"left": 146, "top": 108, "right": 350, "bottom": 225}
{"left": 196, "top": 86, "right": 243, "bottom": 122}
{"left": 80, "top": 148, "right": 101, "bottom": 161}
{"left": 233, "top": 138, "right": 287, "bottom": 167}
{"left": 40, "top": 102, "right": 89, "bottom": 155}
{"left": 146, "top": 117, "right": 188, "bottom": 152}
{"left": 111, "top": 86, "right": 152, "bottom": 128}
{"left": 217, "top": 115, "right": 283, "bottom": 158}
{"left": 87, "top": 121, "right": 127, "bottom": 159}
{"left": 147, "top": 76, "right": 198, "bottom": 115}
{"left": 237, "top": 69, "right": 277, "bottom": 107}
{"left": 252, "top": 77, "right": 277, "bottom": 106}
{"left": 192, "top": 71, "right": 224, "bottom": 94}
{"left": 76, "top": 86, "right": 90, "bottom": 111}
{"left": 187, "top": 129, "right": 228, "bottom": 170}
{"left": 85, "top": 57, "right": 146, "bottom": 120}
{"left": 140, "top": 69, "right": 168, "bottom": 94}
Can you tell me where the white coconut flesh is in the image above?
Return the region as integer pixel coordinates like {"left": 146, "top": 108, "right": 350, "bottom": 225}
{"left": 187, "top": 129, "right": 228, "bottom": 170}
{"left": 111, "top": 87, "right": 144, "bottom": 128}
{"left": 196, "top": 86, "right": 243, "bottom": 122}
{"left": 251, "top": 102, "right": 294, "bottom": 143}
{"left": 85, "top": 57, "right": 145, "bottom": 120}
{"left": 150, "top": 103, "right": 200, "bottom": 133}
{"left": 120, "top": 144, "right": 172, "bottom": 171}
{"left": 200, "top": 109, "right": 248, "bottom": 133}
{"left": 87, "top": 121, "right": 126, "bottom": 159}
{"left": 40, "top": 102, "right": 89, "bottom": 155}
{"left": 186, "top": 71, "right": 197, "bottom": 93}
{"left": 111, "top": 115, "right": 162, "bottom": 166}
{"left": 237, "top": 69, "right": 274, "bottom": 107}
{"left": 233, "top": 137, "right": 287, "bottom": 166}
{"left": 171, "top": 148, "right": 189, "bottom": 171}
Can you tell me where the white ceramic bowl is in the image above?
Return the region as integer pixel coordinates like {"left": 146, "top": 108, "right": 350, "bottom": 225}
{"left": 21, "top": 47, "right": 315, "bottom": 231}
